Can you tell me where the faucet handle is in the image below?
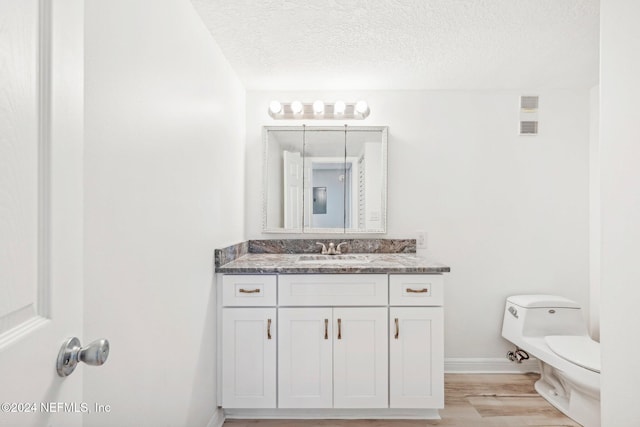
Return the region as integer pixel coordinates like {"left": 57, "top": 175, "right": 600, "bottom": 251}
{"left": 316, "top": 242, "right": 327, "bottom": 254}
{"left": 336, "top": 242, "right": 348, "bottom": 254}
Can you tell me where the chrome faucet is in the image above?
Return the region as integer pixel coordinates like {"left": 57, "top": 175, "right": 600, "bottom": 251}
{"left": 316, "top": 242, "right": 328, "bottom": 254}
{"left": 316, "top": 242, "right": 348, "bottom": 255}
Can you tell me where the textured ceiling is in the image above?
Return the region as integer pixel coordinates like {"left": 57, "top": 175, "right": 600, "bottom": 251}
{"left": 190, "top": 0, "right": 599, "bottom": 90}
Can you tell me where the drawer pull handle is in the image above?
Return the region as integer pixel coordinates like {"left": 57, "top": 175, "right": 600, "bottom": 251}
{"left": 267, "top": 318, "right": 272, "bottom": 340}
{"left": 239, "top": 288, "right": 261, "bottom": 294}
{"left": 406, "top": 288, "right": 429, "bottom": 293}
{"left": 324, "top": 319, "right": 328, "bottom": 340}
{"left": 337, "top": 318, "right": 342, "bottom": 340}
{"left": 394, "top": 318, "right": 399, "bottom": 339}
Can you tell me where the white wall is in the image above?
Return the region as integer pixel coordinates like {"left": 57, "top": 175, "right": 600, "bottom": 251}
{"left": 84, "top": 1, "right": 245, "bottom": 426}
{"left": 589, "top": 85, "right": 600, "bottom": 341}
{"left": 246, "top": 90, "right": 590, "bottom": 360}
{"left": 600, "top": 0, "right": 640, "bottom": 425}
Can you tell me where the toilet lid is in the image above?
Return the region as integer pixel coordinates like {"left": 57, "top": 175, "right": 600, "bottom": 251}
{"left": 545, "top": 335, "right": 601, "bottom": 373}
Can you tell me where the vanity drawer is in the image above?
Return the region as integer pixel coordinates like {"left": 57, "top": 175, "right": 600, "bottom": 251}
{"left": 222, "top": 275, "right": 277, "bottom": 306}
{"left": 279, "top": 274, "right": 387, "bottom": 306}
{"left": 389, "top": 274, "right": 443, "bottom": 306}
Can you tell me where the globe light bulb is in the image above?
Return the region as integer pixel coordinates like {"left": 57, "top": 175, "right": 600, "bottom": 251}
{"left": 269, "top": 100, "right": 282, "bottom": 114}
{"left": 291, "top": 101, "right": 303, "bottom": 114}
{"left": 334, "top": 100, "right": 346, "bottom": 115}
{"left": 313, "top": 100, "right": 325, "bottom": 114}
{"left": 355, "top": 100, "right": 369, "bottom": 114}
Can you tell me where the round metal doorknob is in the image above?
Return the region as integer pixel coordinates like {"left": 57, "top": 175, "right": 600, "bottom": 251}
{"left": 56, "top": 337, "right": 110, "bottom": 377}
{"left": 79, "top": 339, "right": 110, "bottom": 366}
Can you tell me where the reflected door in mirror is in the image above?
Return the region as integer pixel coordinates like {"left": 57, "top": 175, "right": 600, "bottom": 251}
{"left": 283, "top": 150, "right": 303, "bottom": 229}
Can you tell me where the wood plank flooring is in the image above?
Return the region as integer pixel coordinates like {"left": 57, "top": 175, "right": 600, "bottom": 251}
{"left": 224, "top": 373, "right": 581, "bottom": 427}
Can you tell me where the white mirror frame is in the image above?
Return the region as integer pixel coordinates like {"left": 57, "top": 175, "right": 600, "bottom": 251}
{"left": 262, "top": 125, "right": 388, "bottom": 234}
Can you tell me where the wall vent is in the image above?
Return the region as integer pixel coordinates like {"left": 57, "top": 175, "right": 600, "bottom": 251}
{"left": 520, "top": 121, "right": 538, "bottom": 135}
{"left": 520, "top": 95, "right": 539, "bottom": 111}
{"left": 519, "top": 95, "right": 539, "bottom": 135}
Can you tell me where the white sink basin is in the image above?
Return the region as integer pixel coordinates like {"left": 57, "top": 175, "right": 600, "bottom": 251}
{"left": 296, "top": 254, "right": 370, "bottom": 265}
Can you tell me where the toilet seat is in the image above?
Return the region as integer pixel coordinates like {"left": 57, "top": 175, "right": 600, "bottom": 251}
{"left": 545, "top": 335, "right": 601, "bottom": 373}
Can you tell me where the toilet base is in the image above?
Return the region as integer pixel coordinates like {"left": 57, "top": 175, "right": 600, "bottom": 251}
{"left": 534, "top": 364, "right": 600, "bottom": 427}
{"left": 535, "top": 378, "right": 571, "bottom": 417}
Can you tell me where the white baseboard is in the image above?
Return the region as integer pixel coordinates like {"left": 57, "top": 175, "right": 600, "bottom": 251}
{"left": 206, "top": 408, "right": 225, "bottom": 427}
{"left": 224, "top": 408, "right": 440, "bottom": 420}
{"left": 445, "top": 357, "right": 539, "bottom": 373}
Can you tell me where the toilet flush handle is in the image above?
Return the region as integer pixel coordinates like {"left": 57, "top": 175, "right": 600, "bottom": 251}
{"left": 508, "top": 306, "right": 519, "bottom": 318}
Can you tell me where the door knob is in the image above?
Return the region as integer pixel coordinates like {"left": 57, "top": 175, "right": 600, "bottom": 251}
{"left": 56, "top": 337, "right": 110, "bottom": 377}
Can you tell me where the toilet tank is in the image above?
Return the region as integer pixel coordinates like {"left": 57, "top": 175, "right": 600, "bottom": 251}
{"left": 502, "top": 295, "right": 588, "bottom": 342}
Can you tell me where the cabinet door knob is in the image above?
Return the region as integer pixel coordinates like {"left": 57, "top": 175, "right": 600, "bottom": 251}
{"left": 267, "top": 318, "right": 272, "bottom": 340}
{"left": 406, "top": 288, "right": 429, "bottom": 293}
{"left": 394, "top": 318, "right": 399, "bottom": 339}
{"left": 337, "top": 318, "right": 342, "bottom": 340}
{"left": 324, "top": 319, "right": 328, "bottom": 340}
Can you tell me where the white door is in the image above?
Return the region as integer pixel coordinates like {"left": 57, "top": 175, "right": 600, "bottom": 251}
{"left": 278, "top": 308, "right": 333, "bottom": 408}
{"left": 222, "top": 308, "right": 277, "bottom": 408}
{"left": 283, "top": 150, "right": 303, "bottom": 230}
{"left": 333, "top": 307, "right": 388, "bottom": 408}
{"left": 389, "top": 307, "right": 444, "bottom": 408}
{"left": 0, "top": 1, "right": 84, "bottom": 426}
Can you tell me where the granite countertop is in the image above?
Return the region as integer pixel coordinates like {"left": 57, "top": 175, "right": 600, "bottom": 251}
{"left": 215, "top": 253, "right": 450, "bottom": 274}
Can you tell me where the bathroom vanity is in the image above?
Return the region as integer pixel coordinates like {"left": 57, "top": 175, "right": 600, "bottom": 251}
{"left": 214, "top": 239, "right": 450, "bottom": 419}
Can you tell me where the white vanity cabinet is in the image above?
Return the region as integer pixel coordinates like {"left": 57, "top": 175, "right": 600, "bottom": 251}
{"left": 278, "top": 306, "right": 388, "bottom": 409}
{"left": 333, "top": 307, "right": 388, "bottom": 408}
{"left": 389, "top": 307, "right": 444, "bottom": 408}
{"left": 219, "top": 272, "right": 445, "bottom": 417}
{"left": 221, "top": 275, "right": 277, "bottom": 408}
{"left": 389, "top": 274, "right": 444, "bottom": 408}
{"left": 278, "top": 308, "right": 333, "bottom": 408}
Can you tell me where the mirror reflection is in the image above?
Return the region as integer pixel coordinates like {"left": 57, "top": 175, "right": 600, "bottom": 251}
{"left": 263, "top": 126, "right": 387, "bottom": 234}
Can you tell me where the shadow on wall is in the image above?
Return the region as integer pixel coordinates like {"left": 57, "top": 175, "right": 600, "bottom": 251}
{"left": 185, "top": 275, "right": 217, "bottom": 427}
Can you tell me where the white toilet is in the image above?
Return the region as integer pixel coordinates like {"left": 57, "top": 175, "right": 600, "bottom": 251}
{"left": 501, "top": 295, "right": 600, "bottom": 427}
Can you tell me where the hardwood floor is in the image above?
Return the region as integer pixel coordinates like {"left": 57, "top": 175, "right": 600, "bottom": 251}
{"left": 224, "top": 373, "right": 581, "bottom": 427}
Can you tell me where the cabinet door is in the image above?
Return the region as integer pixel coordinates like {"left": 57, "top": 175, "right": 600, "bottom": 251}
{"left": 278, "top": 308, "right": 333, "bottom": 408}
{"left": 333, "top": 307, "right": 388, "bottom": 408}
{"left": 389, "top": 307, "right": 444, "bottom": 408}
{"left": 222, "top": 308, "right": 276, "bottom": 408}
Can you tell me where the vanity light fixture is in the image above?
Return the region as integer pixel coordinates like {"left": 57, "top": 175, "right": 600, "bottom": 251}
{"left": 267, "top": 100, "right": 370, "bottom": 120}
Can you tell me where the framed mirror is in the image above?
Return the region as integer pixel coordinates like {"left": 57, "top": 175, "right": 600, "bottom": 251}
{"left": 263, "top": 125, "right": 388, "bottom": 234}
